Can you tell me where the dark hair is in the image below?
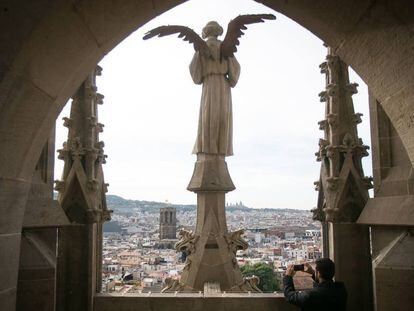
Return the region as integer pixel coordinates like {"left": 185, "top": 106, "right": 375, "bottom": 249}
{"left": 315, "top": 258, "right": 335, "bottom": 280}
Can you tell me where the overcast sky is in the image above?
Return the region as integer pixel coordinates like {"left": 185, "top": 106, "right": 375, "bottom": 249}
{"left": 55, "top": 0, "right": 372, "bottom": 210}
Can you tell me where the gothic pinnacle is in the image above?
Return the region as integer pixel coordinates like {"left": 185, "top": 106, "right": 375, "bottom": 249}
{"left": 56, "top": 65, "right": 111, "bottom": 223}
{"left": 314, "top": 46, "right": 372, "bottom": 222}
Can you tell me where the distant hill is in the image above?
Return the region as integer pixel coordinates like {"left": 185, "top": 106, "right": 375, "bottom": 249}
{"left": 106, "top": 195, "right": 195, "bottom": 213}
{"left": 106, "top": 195, "right": 308, "bottom": 214}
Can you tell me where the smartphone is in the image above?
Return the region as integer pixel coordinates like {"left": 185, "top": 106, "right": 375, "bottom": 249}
{"left": 293, "top": 264, "right": 304, "bottom": 271}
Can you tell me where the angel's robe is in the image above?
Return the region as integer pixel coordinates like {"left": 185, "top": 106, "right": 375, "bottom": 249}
{"left": 190, "top": 37, "right": 240, "bottom": 156}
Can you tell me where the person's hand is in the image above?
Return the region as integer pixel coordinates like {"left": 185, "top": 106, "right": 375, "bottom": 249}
{"left": 285, "top": 264, "right": 295, "bottom": 277}
{"left": 304, "top": 262, "right": 315, "bottom": 276}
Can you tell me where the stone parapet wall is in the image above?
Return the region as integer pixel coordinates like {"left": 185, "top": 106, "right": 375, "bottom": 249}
{"left": 94, "top": 293, "right": 296, "bottom": 311}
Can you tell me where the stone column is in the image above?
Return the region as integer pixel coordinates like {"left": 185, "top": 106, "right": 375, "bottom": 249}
{"left": 0, "top": 178, "right": 31, "bottom": 310}
{"left": 163, "top": 154, "right": 259, "bottom": 293}
{"left": 313, "top": 47, "right": 373, "bottom": 310}
{"left": 55, "top": 66, "right": 111, "bottom": 310}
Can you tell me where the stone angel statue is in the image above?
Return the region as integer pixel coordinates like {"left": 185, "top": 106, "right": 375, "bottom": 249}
{"left": 144, "top": 14, "right": 276, "bottom": 156}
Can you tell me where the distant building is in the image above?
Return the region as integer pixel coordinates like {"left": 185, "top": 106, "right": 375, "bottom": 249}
{"left": 159, "top": 206, "right": 177, "bottom": 240}
{"left": 305, "top": 229, "right": 321, "bottom": 237}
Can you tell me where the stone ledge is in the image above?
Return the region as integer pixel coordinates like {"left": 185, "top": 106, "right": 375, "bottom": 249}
{"left": 97, "top": 292, "right": 285, "bottom": 298}
{"left": 94, "top": 293, "right": 296, "bottom": 311}
{"left": 357, "top": 195, "right": 414, "bottom": 226}
{"left": 23, "top": 198, "right": 70, "bottom": 228}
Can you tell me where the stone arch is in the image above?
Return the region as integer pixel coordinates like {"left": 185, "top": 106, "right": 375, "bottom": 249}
{"left": 1, "top": 0, "right": 413, "bottom": 178}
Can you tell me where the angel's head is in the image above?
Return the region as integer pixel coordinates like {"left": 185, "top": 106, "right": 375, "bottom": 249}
{"left": 202, "top": 21, "right": 223, "bottom": 39}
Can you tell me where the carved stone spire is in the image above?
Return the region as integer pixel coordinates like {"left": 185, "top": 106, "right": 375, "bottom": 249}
{"left": 55, "top": 66, "right": 111, "bottom": 310}
{"left": 313, "top": 47, "right": 372, "bottom": 222}
{"left": 55, "top": 65, "right": 111, "bottom": 223}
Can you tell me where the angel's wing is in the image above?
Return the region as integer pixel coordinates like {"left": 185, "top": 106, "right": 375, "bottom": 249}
{"left": 221, "top": 14, "right": 276, "bottom": 58}
{"left": 143, "top": 25, "right": 209, "bottom": 56}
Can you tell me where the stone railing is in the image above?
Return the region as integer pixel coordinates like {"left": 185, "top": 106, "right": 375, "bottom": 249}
{"left": 94, "top": 292, "right": 297, "bottom": 311}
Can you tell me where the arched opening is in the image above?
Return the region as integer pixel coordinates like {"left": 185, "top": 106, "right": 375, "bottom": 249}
{"left": 52, "top": 0, "right": 372, "bottom": 295}
{"left": 52, "top": 0, "right": 373, "bottom": 210}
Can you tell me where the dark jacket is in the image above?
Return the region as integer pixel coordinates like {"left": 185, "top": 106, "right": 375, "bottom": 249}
{"left": 283, "top": 275, "right": 347, "bottom": 311}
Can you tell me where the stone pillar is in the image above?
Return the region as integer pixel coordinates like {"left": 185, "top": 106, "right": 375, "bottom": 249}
{"left": 162, "top": 154, "right": 259, "bottom": 293}
{"left": 357, "top": 93, "right": 414, "bottom": 311}
{"left": 0, "top": 178, "right": 30, "bottom": 310}
{"left": 313, "top": 47, "right": 373, "bottom": 310}
{"left": 55, "top": 66, "right": 111, "bottom": 310}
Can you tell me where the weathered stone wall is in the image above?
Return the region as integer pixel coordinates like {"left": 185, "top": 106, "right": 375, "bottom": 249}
{"left": 15, "top": 129, "right": 64, "bottom": 311}
{"left": 358, "top": 93, "right": 414, "bottom": 310}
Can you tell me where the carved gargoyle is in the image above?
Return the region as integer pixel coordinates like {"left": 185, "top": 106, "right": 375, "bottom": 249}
{"left": 175, "top": 229, "right": 199, "bottom": 255}
{"left": 161, "top": 277, "right": 183, "bottom": 293}
{"left": 311, "top": 205, "right": 325, "bottom": 222}
{"left": 225, "top": 229, "right": 248, "bottom": 256}
{"left": 242, "top": 275, "right": 262, "bottom": 292}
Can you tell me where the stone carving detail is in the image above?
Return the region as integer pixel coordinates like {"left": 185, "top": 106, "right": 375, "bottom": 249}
{"left": 314, "top": 47, "right": 372, "bottom": 222}
{"left": 175, "top": 229, "right": 199, "bottom": 254}
{"left": 161, "top": 230, "right": 199, "bottom": 292}
{"left": 326, "top": 113, "right": 338, "bottom": 128}
{"left": 62, "top": 117, "right": 73, "bottom": 128}
{"left": 345, "top": 83, "right": 358, "bottom": 95}
{"left": 242, "top": 275, "right": 262, "bottom": 292}
{"left": 311, "top": 202, "right": 326, "bottom": 222}
{"left": 161, "top": 277, "right": 184, "bottom": 293}
{"left": 55, "top": 65, "right": 111, "bottom": 224}
{"left": 175, "top": 230, "right": 199, "bottom": 271}
{"left": 315, "top": 139, "right": 329, "bottom": 161}
{"left": 54, "top": 180, "right": 65, "bottom": 192}
{"left": 70, "top": 138, "right": 86, "bottom": 161}
{"left": 318, "top": 90, "right": 328, "bottom": 102}
{"left": 225, "top": 229, "right": 248, "bottom": 257}
{"left": 318, "top": 119, "right": 327, "bottom": 130}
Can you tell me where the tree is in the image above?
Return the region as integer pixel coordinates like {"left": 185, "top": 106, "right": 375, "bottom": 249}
{"left": 240, "top": 262, "right": 279, "bottom": 292}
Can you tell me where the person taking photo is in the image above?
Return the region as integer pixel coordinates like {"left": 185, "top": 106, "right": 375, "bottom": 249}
{"left": 283, "top": 258, "right": 347, "bottom": 311}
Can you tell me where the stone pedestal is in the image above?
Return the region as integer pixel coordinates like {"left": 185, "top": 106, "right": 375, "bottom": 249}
{"left": 163, "top": 154, "right": 259, "bottom": 293}
{"left": 178, "top": 191, "right": 245, "bottom": 291}
{"left": 187, "top": 154, "right": 235, "bottom": 192}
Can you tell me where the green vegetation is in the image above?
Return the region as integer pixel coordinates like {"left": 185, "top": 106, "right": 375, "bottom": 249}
{"left": 240, "top": 262, "right": 279, "bottom": 292}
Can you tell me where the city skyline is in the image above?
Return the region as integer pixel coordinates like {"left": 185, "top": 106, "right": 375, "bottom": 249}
{"left": 102, "top": 198, "right": 322, "bottom": 293}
